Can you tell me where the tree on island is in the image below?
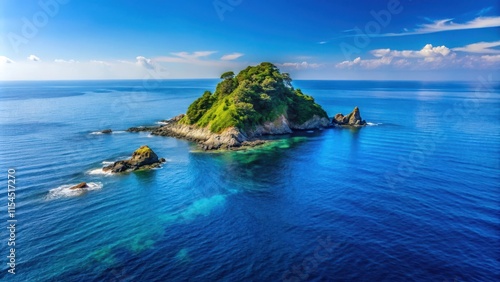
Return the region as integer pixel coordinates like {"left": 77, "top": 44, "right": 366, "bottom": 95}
{"left": 220, "top": 71, "right": 235, "bottom": 80}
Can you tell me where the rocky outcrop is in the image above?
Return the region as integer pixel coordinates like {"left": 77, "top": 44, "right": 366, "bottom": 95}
{"left": 70, "top": 182, "right": 89, "bottom": 190}
{"left": 101, "top": 129, "right": 112, "bottom": 134}
{"left": 126, "top": 126, "right": 160, "bottom": 133}
{"left": 103, "top": 145, "right": 165, "bottom": 173}
{"left": 290, "top": 115, "right": 331, "bottom": 130}
{"left": 152, "top": 115, "right": 248, "bottom": 150}
{"left": 250, "top": 114, "right": 292, "bottom": 136}
{"left": 150, "top": 113, "right": 330, "bottom": 150}
{"left": 333, "top": 107, "right": 367, "bottom": 126}
{"left": 250, "top": 114, "right": 330, "bottom": 135}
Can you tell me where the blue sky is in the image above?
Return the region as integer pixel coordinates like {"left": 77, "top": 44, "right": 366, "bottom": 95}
{"left": 0, "top": 0, "right": 499, "bottom": 80}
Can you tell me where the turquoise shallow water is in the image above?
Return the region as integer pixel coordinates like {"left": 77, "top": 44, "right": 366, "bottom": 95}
{"left": 0, "top": 79, "right": 499, "bottom": 281}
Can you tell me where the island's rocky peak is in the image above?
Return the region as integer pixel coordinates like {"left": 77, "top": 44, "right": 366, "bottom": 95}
{"left": 103, "top": 145, "right": 165, "bottom": 173}
{"left": 333, "top": 106, "right": 367, "bottom": 126}
{"left": 130, "top": 145, "right": 160, "bottom": 166}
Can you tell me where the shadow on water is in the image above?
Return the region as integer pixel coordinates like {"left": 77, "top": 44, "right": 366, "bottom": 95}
{"left": 347, "top": 127, "right": 361, "bottom": 155}
{"left": 133, "top": 168, "right": 158, "bottom": 183}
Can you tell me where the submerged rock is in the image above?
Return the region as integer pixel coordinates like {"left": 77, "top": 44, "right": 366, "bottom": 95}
{"left": 101, "top": 129, "right": 112, "bottom": 134}
{"left": 333, "top": 107, "right": 367, "bottom": 126}
{"left": 70, "top": 182, "right": 89, "bottom": 190}
{"left": 126, "top": 126, "right": 160, "bottom": 133}
{"left": 103, "top": 145, "right": 165, "bottom": 173}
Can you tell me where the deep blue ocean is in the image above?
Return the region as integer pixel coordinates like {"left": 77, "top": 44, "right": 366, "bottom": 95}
{"left": 0, "top": 79, "right": 498, "bottom": 282}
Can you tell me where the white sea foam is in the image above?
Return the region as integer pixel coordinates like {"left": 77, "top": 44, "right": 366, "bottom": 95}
{"left": 87, "top": 168, "right": 113, "bottom": 175}
{"left": 46, "top": 182, "right": 103, "bottom": 200}
{"left": 366, "top": 122, "right": 382, "bottom": 126}
{"left": 90, "top": 130, "right": 125, "bottom": 135}
{"left": 156, "top": 121, "right": 169, "bottom": 125}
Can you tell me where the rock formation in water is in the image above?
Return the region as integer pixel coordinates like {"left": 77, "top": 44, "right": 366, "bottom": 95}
{"left": 126, "top": 126, "right": 160, "bottom": 132}
{"left": 70, "top": 182, "right": 89, "bottom": 190}
{"left": 333, "top": 107, "right": 367, "bottom": 126}
{"left": 101, "top": 129, "right": 112, "bottom": 134}
{"left": 148, "top": 63, "right": 331, "bottom": 150}
{"left": 103, "top": 145, "right": 165, "bottom": 173}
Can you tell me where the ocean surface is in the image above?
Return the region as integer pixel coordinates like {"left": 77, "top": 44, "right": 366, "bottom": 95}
{"left": 0, "top": 79, "right": 499, "bottom": 282}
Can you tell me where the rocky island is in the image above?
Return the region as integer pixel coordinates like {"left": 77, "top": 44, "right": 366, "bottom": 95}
{"left": 333, "top": 107, "right": 367, "bottom": 126}
{"left": 149, "top": 63, "right": 331, "bottom": 150}
{"left": 103, "top": 145, "right": 165, "bottom": 173}
{"left": 70, "top": 182, "right": 89, "bottom": 190}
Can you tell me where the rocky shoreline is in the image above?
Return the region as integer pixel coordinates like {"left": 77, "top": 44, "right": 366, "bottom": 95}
{"left": 150, "top": 114, "right": 265, "bottom": 150}
{"left": 143, "top": 113, "right": 331, "bottom": 150}
{"left": 123, "top": 107, "right": 365, "bottom": 151}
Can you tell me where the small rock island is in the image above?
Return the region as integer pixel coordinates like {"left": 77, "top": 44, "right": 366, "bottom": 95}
{"left": 150, "top": 63, "right": 331, "bottom": 150}
{"left": 103, "top": 145, "right": 166, "bottom": 173}
{"left": 333, "top": 107, "right": 367, "bottom": 126}
{"left": 70, "top": 182, "right": 89, "bottom": 190}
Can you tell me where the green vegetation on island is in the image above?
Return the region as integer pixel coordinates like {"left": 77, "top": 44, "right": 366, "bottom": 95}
{"left": 181, "top": 62, "right": 328, "bottom": 133}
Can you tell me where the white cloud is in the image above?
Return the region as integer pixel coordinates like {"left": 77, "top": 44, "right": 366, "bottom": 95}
{"left": 336, "top": 57, "right": 361, "bottom": 68}
{"left": 336, "top": 56, "right": 392, "bottom": 69}
{"left": 337, "top": 44, "right": 453, "bottom": 69}
{"left": 220, "top": 53, "right": 244, "bottom": 61}
{"left": 27, "top": 55, "right": 40, "bottom": 62}
{"left": 382, "top": 16, "right": 500, "bottom": 37}
{"left": 154, "top": 51, "right": 245, "bottom": 72}
{"left": 156, "top": 51, "right": 219, "bottom": 64}
{"left": 0, "top": 56, "right": 14, "bottom": 64}
{"left": 371, "top": 44, "right": 451, "bottom": 59}
{"left": 0, "top": 58, "right": 174, "bottom": 80}
{"left": 136, "top": 56, "right": 157, "bottom": 70}
{"left": 453, "top": 41, "right": 500, "bottom": 54}
{"left": 170, "top": 51, "right": 217, "bottom": 60}
{"left": 481, "top": 54, "right": 500, "bottom": 63}
{"left": 90, "top": 60, "right": 110, "bottom": 65}
{"left": 393, "top": 59, "right": 411, "bottom": 68}
{"left": 280, "top": 61, "right": 321, "bottom": 69}
{"left": 336, "top": 43, "right": 500, "bottom": 70}
{"left": 54, "top": 59, "right": 77, "bottom": 63}
{"left": 372, "top": 49, "right": 391, "bottom": 57}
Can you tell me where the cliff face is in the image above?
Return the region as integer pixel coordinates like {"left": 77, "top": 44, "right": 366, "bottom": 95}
{"left": 152, "top": 116, "right": 247, "bottom": 150}
{"left": 290, "top": 115, "right": 331, "bottom": 130}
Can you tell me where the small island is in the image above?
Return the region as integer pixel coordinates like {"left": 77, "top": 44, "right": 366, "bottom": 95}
{"left": 333, "top": 107, "right": 367, "bottom": 126}
{"left": 103, "top": 145, "right": 166, "bottom": 173}
{"left": 70, "top": 182, "right": 89, "bottom": 190}
{"left": 124, "top": 63, "right": 369, "bottom": 150}
{"left": 151, "top": 63, "right": 331, "bottom": 150}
